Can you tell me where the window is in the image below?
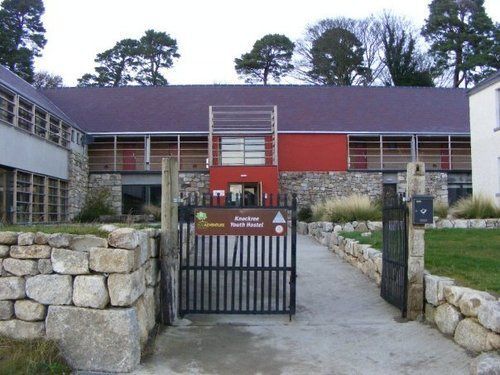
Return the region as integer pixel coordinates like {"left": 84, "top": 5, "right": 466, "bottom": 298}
{"left": 35, "top": 109, "right": 47, "bottom": 138}
{"left": 14, "top": 171, "right": 68, "bottom": 223}
{"left": 496, "top": 89, "right": 500, "bottom": 131}
{"left": 220, "top": 137, "right": 266, "bottom": 165}
{"left": 48, "top": 116, "right": 61, "bottom": 144}
{"left": 122, "top": 185, "right": 161, "bottom": 215}
{"left": 0, "top": 87, "right": 15, "bottom": 124}
{"left": 18, "top": 99, "right": 34, "bottom": 132}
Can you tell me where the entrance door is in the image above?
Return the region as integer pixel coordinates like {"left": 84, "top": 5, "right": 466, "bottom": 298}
{"left": 228, "top": 183, "right": 260, "bottom": 206}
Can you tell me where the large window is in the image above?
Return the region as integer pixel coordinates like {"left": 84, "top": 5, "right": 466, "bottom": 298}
{"left": 122, "top": 185, "right": 161, "bottom": 215}
{"left": 220, "top": 137, "right": 266, "bottom": 165}
{"left": 14, "top": 170, "right": 68, "bottom": 223}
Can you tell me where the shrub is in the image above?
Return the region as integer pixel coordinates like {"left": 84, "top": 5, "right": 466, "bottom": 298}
{"left": 434, "top": 202, "right": 449, "bottom": 219}
{"left": 143, "top": 204, "right": 161, "bottom": 221}
{"left": 0, "top": 336, "right": 71, "bottom": 374}
{"left": 297, "top": 206, "right": 313, "bottom": 222}
{"left": 311, "top": 194, "right": 382, "bottom": 222}
{"left": 74, "top": 188, "right": 115, "bottom": 223}
{"left": 450, "top": 194, "right": 500, "bottom": 219}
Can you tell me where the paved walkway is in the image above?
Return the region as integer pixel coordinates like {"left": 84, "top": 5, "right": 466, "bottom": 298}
{"left": 136, "top": 234, "right": 471, "bottom": 375}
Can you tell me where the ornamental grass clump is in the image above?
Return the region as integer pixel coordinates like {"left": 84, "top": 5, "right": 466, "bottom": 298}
{"left": 312, "top": 194, "right": 381, "bottom": 223}
{"left": 450, "top": 194, "right": 500, "bottom": 219}
{"left": 74, "top": 188, "right": 115, "bottom": 222}
{"left": 434, "top": 202, "right": 449, "bottom": 219}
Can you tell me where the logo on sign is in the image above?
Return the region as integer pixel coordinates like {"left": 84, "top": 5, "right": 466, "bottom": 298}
{"left": 272, "top": 211, "right": 286, "bottom": 224}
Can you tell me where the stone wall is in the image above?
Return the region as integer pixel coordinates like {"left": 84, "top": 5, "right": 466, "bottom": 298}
{"left": 397, "top": 171, "right": 448, "bottom": 205}
{"left": 302, "top": 220, "right": 500, "bottom": 356}
{"left": 280, "top": 171, "right": 450, "bottom": 208}
{"left": 279, "top": 172, "right": 383, "bottom": 208}
{"left": 0, "top": 227, "right": 161, "bottom": 373}
{"left": 180, "top": 172, "right": 210, "bottom": 195}
{"left": 424, "top": 275, "right": 500, "bottom": 354}
{"left": 88, "top": 173, "right": 122, "bottom": 214}
{"left": 68, "top": 151, "right": 89, "bottom": 220}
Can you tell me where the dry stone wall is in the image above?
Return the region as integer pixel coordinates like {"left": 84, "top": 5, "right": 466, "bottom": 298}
{"left": 397, "top": 172, "right": 448, "bottom": 205}
{"left": 280, "top": 172, "right": 383, "bottom": 208}
{"left": 0, "top": 227, "right": 161, "bottom": 373}
{"left": 180, "top": 172, "right": 210, "bottom": 195}
{"left": 88, "top": 173, "right": 122, "bottom": 214}
{"left": 68, "top": 151, "right": 89, "bottom": 220}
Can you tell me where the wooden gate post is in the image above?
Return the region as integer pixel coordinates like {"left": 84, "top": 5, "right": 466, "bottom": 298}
{"left": 160, "top": 157, "right": 179, "bottom": 325}
{"left": 406, "top": 162, "right": 426, "bottom": 320}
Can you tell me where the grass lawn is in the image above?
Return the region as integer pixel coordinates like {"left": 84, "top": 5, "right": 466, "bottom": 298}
{"left": 340, "top": 228, "right": 500, "bottom": 294}
{"left": 0, "top": 223, "right": 160, "bottom": 238}
{"left": 0, "top": 336, "right": 71, "bottom": 374}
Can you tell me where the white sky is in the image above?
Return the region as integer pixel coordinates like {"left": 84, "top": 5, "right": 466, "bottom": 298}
{"left": 35, "top": 0, "right": 500, "bottom": 86}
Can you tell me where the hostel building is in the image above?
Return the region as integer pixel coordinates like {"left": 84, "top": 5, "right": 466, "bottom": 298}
{"left": 0, "top": 65, "right": 472, "bottom": 223}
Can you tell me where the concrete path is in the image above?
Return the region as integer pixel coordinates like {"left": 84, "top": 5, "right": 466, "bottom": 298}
{"left": 136, "top": 234, "right": 471, "bottom": 375}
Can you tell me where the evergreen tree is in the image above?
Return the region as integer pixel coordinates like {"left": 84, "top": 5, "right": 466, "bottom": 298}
{"left": 422, "top": 0, "right": 499, "bottom": 87}
{"left": 234, "top": 34, "right": 295, "bottom": 85}
{"left": 0, "top": 0, "right": 47, "bottom": 82}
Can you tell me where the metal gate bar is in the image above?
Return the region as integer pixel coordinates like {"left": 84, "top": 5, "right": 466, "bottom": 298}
{"left": 380, "top": 193, "right": 408, "bottom": 316}
{"left": 178, "top": 193, "right": 297, "bottom": 317}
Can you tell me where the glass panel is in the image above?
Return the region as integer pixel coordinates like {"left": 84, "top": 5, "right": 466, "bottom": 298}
{"left": 220, "top": 137, "right": 265, "bottom": 165}
{"left": 61, "top": 123, "right": 71, "bottom": 148}
{"left": 48, "top": 178, "right": 59, "bottom": 222}
{"left": 35, "top": 109, "right": 47, "bottom": 138}
{"left": 0, "top": 88, "right": 15, "bottom": 124}
{"left": 18, "top": 99, "right": 33, "bottom": 132}
{"left": 122, "top": 185, "right": 146, "bottom": 214}
{"left": 32, "top": 175, "right": 45, "bottom": 222}
{"left": 49, "top": 117, "right": 61, "bottom": 144}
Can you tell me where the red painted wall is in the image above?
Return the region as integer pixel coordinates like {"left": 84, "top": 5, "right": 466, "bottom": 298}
{"left": 278, "top": 134, "right": 348, "bottom": 171}
{"left": 209, "top": 165, "right": 279, "bottom": 197}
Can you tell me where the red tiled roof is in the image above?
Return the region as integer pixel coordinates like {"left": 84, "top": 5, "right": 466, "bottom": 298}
{"left": 42, "top": 85, "right": 469, "bottom": 134}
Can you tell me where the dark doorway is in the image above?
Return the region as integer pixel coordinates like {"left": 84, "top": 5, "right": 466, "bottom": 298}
{"left": 228, "top": 183, "right": 260, "bottom": 206}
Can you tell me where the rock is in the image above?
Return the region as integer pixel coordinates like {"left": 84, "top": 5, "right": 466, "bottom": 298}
{"left": 2, "top": 258, "right": 38, "bottom": 276}
{"left": 108, "top": 268, "right": 145, "bottom": 306}
{"left": 425, "top": 303, "right": 436, "bottom": 324}
{"left": 108, "top": 228, "right": 139, "bottom": 249}
{"left": 361, "top": 232, "right": 372, "bottom": 237}
{"left": 444, "top": 285, "right": 475, "bottom": 307}
{"left": 437, "top": 219, "right": 453, "bottom": 229}
{"left": 38, "top": 259, "right": 53, "bottom": 274}
{"left": 367, "top": 221, "right": 382, "bottom": 231}
{"left": 70, "top": 235, "right": 108, "bottom": 252}
{"left": 454, "top": 219, "right": 469, "bottom": 229}
{"left": 0, "top": 319, "right": 44, "bottom": 339}
{"left": 73, "top": 275, "right": 109, "bottom": 309}
{"left": 135, "top": 232, "right": 149, "bottom": 268}
{"left": 145, "top": 259, "right": 160, "bottom": 286}
{"left": 323, "top": 222, "right": 334, "bottom": 232}
{"left": 435, "top": 303, "right": 462, "bottom": 335}
{"left": 0, "top": 231, "right": 18, "bottom": 245}
{"left": 343, "top": 223, "right": 354, "bottom": 232}
{"left": 34, "top": 232, "right": 49, "bottom": 245}
{"left": 0, "top": 245, "right": 9, "bottom": 257}
{"left": 0, "top": 277, "right": 25, "bottom": 300}
{"left": 478, "top": 301, "right": 500, "bottom": 333}
{"left": 355, "top": 222, "right": 368, "bottom": 232}
{"left": 425, "top": 274, "right": 455, "bottom": 306}
{"left": 98, "top": 224, "right": 119, "bottom": 233}
{"left": 48, "top": 233, "right": 72, "bottom": 248}
{"left": 26, "top": 274, "right": 73, "bottom": 305}
{"left": 0, "top": 301, "right": 13, "bottom": 320}
{"left": 470, "top": 352, "right": 500, "bottom": 375}
{"left": 454, "top": 318, "right": 495, "bottom": 352}
{"left": 46, "top": 306, "right": 140, "bottom": 373}
{"left": 333, "top": 225, "right": 342, "bottom": 233}
{"left": 17, "top": 232, "right": 35, "bottom": 246}
{"left": 10, "top": 245, "right": 51, "bottom": 259}
{"left": 51, "top": 248, "right": 89, "bottom": 275}
{"left": 470, "top": 219, "right": 487, "bottom": 229}
{"left": 89, "top": 247, "right": 135, "bottom": 273}
{"left": 14, "top": 300, "right": 46, "bottom": 321}
{"left": 135, "top": 288, "right": 156, "bottom": 346}
{"left": 148, "top": 237, "right": 158, "bottom": 258}
{"left": 458, "top": 291, "right": 495, "bottom": 317}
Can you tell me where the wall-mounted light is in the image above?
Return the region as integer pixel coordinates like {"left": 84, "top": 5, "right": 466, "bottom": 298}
{"left": 240, "top": 174, "right": 247, "bottom": 177}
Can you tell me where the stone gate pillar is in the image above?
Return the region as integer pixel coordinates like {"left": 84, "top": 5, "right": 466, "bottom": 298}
{"left": 406, "top": 162, "right": 426, "bottom": 320}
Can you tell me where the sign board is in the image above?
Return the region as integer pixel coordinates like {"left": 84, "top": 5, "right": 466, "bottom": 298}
{"left": 413, "top": 195, "right": 434, "bottom": 224}
{"left": 212, "top": 190, "right": 225, "bottom": 197}
{"left": 194, "top": 208, "right": 288, "bottom": 236}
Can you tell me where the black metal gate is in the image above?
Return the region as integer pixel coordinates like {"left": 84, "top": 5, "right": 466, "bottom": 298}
{"left": 178, "top": 193, "right": 297, "bottom": 318}
{"left": 380, "top": 193, "right": 408, "bottom": 317}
